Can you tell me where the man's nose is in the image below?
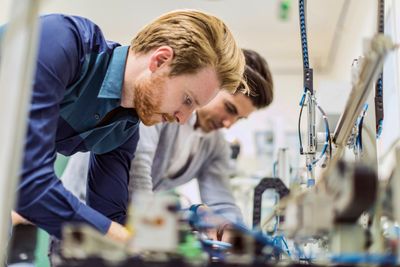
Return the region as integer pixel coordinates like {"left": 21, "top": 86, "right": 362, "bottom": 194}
{"left": 222, "top": 119, "right": 234, "bottom": 129}
{"left": 222, "top": 114, "right": 239, "bottom": 129}
{"left": 175, "top": 105, "right": 195, "bottom": 124}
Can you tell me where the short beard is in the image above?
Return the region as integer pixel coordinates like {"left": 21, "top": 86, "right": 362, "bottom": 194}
{"left": 133, "top": 74, "right": 175, "bottom": 126}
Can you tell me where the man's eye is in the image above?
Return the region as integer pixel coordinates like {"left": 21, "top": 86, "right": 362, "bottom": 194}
{"left": 184, "top": 95, "right": 193, "bottom": 106}
{"left": 225, "top": 103, "right": 237, "bottom": 115}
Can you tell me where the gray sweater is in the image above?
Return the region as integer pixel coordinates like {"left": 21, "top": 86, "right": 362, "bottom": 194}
{"left": 131, "top": 121, "right": 242, "bottom": 222}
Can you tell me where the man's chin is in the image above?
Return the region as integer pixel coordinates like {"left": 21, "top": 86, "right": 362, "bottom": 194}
{"left": 140, "top": 118, "right": 160, "bottom": 126}
{"left": 138, "top": 114, "right": 160, "bottom": 126}
{"left": 200, "top": 125, "right": 212, "bottom": 133}
{"left": 139, "top": 113, "right": 175, "bottom": 126}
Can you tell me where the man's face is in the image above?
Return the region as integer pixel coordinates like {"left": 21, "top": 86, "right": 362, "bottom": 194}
{"left": 196, "top": 90, "right": 256, "bottom": 133}
{"left": 134, "top": 67, "right": 220, "bottom": 126}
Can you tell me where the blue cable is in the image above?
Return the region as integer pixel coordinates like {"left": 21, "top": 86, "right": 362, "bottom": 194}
{"left": 331, "top": 253, "right": 397, "bottom": 265}
{"left": 356, "top": 103, "right": 369, "bottom": 151}
{"left": 299, "top": 91, "right": 306, "bottom": 106}
{"left": 375, "top": 0, "right": 384, "bottom": 138}
{"left": 272, "top": 161, "right": 278, "bottom": 177}
{"left": 299, "top": 0, "right": 309, "bottom": 69}
{"left": 188, "top": 206, "right": 287, "bottom": 256}
{"left": 377, "top": 119, "right": 383, "bottom": 139}
{"left": 201, "top": 239, "right": 232, "bottom": 250}
{"left": 272, "top": 235, "right": 291, "bottom": 257}
{"left": 272, "top": 194, "right": 280, "bottom": 234}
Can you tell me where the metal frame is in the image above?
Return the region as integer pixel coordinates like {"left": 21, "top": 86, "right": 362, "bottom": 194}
{"left": 0, "top": 0, "right": 41, "bottom": 262}
{"left": 333, "top": 35, "right": 394, "bottom": 148}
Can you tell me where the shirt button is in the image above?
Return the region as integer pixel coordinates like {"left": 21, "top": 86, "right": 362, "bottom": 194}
{"left": 94, "top": 113, "right": 100, "bottom": 120}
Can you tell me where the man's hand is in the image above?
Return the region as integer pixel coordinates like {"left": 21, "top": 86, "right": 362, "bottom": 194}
{"left": 11, "top": 211, "right": 31, "bottom": 225}
{"left": 216, "top": 223, "right": 232, "bottom": 242}
{"left": 194, "top": 205, "right": 232, "bottom": 242}
{"left": 106, "top": 221, "right": 131, "bottom": 243}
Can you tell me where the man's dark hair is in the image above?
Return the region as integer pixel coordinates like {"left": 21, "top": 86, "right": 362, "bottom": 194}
{"left": 236, "top": 49, "right": 274, "bottom": 109}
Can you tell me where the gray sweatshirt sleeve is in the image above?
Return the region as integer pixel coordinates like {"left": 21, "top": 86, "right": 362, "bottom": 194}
{"left": 60, "top": 152, "right": 91, "bottom": 202}
{"left": 197, "top": 135, "right": 243, "bottom": 223}
{"left": 129, "top": 123, "right": 163, "bottom": 194}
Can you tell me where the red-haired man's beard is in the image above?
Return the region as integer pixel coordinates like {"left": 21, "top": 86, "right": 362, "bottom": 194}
{"left": 134, "top": 75, "right": 175, "bottom": 126}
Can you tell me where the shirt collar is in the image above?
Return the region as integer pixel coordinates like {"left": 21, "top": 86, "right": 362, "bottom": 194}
{"left": 190, "top": 112, "right": 208, "bottom": 136}
{"left": 98, "top": 45, "right": 129, "bottom": 99}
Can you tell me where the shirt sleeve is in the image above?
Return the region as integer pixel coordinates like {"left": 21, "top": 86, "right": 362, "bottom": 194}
{"left": 15, "top": 14, "right": 111, "bottom": 238}
{"left": 197, "top": 135, "right": 243, "bottom": 223}
{"left": 86, "top": 130, "right": 139, "bottom": 225}
{"left": 129, "top": 123, "right": 164, "bottom": 195}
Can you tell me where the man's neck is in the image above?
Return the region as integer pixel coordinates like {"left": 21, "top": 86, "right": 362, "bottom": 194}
{"left": 121, "top": 48, "right": 149, "bottom": 108}
{"left": 120, "top": 88, "right": 134, "bottom": 108}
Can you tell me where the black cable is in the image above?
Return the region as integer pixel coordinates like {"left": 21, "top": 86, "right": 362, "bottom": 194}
{"left": 299, "top": 0, "right": 309, "bottom": 70}
{"left": 356, "top": 105, "right": 369, "bottom": 152}
{"left": 375, "top": 0, "right": 384, "bottom": 137}
{"left": 377, "top": 0, "right": 384, "bottom": 33}
{"left": 298, "top": 0, "right": 309, "bottom": 155}
{"left": 358, "top": 116, "right": 364, "bottom": 151}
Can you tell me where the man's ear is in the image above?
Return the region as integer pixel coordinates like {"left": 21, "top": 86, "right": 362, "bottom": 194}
{"left": 149, "top": 46, "right": 174, "bottom": 73}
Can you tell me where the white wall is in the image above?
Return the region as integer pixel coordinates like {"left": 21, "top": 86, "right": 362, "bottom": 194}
{"left": 0, "top": 0, "right": 11, "bottom": 24}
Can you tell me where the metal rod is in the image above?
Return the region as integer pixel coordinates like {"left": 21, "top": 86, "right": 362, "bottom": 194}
{"left": 0, "top": 0, "right": 41, "bottom": 263}
{"left": 333, "top": 34, "right": 394, "bottom": 147}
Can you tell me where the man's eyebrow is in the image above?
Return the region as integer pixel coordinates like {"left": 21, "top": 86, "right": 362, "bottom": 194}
{"left": 194, "top": 96, "right": 200, "bottom": 106}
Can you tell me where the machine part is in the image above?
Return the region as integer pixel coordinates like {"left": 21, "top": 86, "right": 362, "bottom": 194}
{"left": 316, "top": 132, "right": 329, "bottom": 168}
{"left": 375, "top": 0, "right": 385, "bottom": 137}
{"left": 391, "top": 148, "right": 400, "bottom": 228}
{"left": 252, "top": 178, "right": 290, "bottom": 228}
{"left": 7, "top": 225, "right": 37, "bottom": 264}
{"left": 324, "top": 160, "right": 378, "bottom": 223}
{"left": 301, "top": 98, "right": 332, "bottom": 169}
{"left": 299, "top": 0, "right": 310, "bottom": 71}
{"left": 277, "top": 148, "right": 291, "bottom": 187}
{"left": 284, "top": 191, "right": 334, "bottom": 238}
{"left": 306, "top": 90, "right": 316, "bottom": 155}
{"left": 333, "top": 34, "right": 394, "bottom": 148}
{"left": 61, "top": 224, "right": 129, "bottom": 262}
{"left": 298, "top": 0, "right": 321, "bottom": 184}
{"left": 224, "top": 228, "right": 255, "bottom": 264}
{"left": 297, "top": 0, "right": 315, "bottom": 157}
{"left": 330, "top": 224, "right": 366, "bottom": 255}
{"left": 347, "top": 56, "right": 378, "bottom": 166}
{"left": 130, "top": 194, "right": 180, "bottom": 253}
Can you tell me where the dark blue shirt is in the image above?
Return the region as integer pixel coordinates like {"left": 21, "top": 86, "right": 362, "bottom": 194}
{"left": 10, "top": 14, "right": 140, "bottom": 238}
